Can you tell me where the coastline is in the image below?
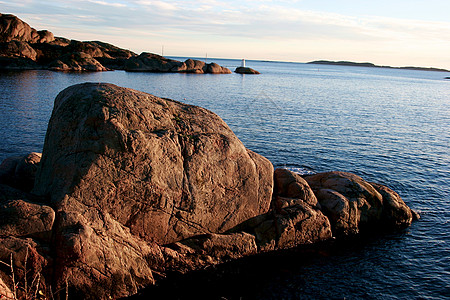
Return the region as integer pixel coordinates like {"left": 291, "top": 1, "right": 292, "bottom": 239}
{"left": 307, "top": 60, "right": 450, "bottom": 73}
{"left": 1, "top": 58, "right": 447, "bottom": 300}
{"left": 2, "top": 11, "right": 448, "bottom": 300}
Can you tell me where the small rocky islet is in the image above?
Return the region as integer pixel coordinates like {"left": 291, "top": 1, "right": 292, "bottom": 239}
{"left": 1, "top": 12, "right": 419, "bottom": 300}
{"left": 235, "top": 66, "right": 260, "bottom": 74}
{"left": 0, "top": 82, "right": 418, "bottom": 299}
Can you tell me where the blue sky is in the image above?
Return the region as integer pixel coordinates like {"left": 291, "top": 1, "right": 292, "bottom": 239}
{"left": 3, "top": 0, "right": 450, "bottom": 69}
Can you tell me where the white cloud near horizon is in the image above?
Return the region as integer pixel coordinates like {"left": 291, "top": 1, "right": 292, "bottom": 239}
{"left": 87, "top": 0, "right": 127, "bottom": 8}
{"left": 2, "top": 0, "right": 450, "bottom": 69}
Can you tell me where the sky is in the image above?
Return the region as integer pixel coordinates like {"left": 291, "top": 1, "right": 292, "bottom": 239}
{"left": 2, "top": 0, "right": 450, "bottom": 69}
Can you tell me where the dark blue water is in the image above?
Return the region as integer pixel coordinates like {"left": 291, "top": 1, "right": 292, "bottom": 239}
{"left": 1, "top": 60, "right": 449, "bottom": 299}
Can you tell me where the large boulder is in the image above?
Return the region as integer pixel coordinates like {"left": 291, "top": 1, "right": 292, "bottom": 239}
{"left": 33, "top": 82, "right": 273, "bottom": 244}
{"left": 204, "top": 62, "right": 232, "bottom": 74}
{"left": 305, "top": 171, "right": 416, "bottom": 236}
{"left": 273, "top": 168, "right": 320, "bottom": 209}
{"left": 179, "top": 59, "right": 232, "bottom": 74}
{"left": 179, "top": 58, "right": 208, "bottom": 73}
{"left": 30, "top": 82, "right": 273, "bottom": 297}
{"left": 370, "top": 182, "right": 419, "bottom": 227}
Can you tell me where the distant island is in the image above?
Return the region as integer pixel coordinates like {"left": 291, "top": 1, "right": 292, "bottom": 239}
{"left": 308, "top": 60, "right": 450, "bottom": 73}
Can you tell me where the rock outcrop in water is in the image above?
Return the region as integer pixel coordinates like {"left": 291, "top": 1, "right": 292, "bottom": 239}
{"left": 125, "top": 53, "right": 231, "bottom": 74}
{"left": 235, "top": 66, "right": 260, "bottom": 74}
{"left": 0, "top": 13, "right": 230, "bottom": 73}
{"left": 0, "top": 83, "right": 418, "bottom": 299}
{"left": 304, "top": 171, "right": 417, "bottom": 236}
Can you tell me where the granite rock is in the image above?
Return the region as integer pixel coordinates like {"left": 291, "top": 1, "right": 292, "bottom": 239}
{"left": 305, "top": 171, "right": 416, "bottom": 236}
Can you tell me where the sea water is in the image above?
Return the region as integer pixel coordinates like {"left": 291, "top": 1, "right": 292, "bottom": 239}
{"left": 0, "top": 60, "right": 449, "bottom": 299}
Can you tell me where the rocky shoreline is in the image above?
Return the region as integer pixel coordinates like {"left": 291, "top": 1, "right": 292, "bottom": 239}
{"left": 0, "top": 83, "right": 418, "bottom": 299}
{"left": 0, "top": 13, "right": 230, "bottom": 73}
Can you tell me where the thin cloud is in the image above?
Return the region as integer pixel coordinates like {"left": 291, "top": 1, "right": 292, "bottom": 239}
{"left": 134, "top": 0, "right": 178, "bottom": 10}
{"left": 1, "top": 0, "right": 449, "bottom": 68}
{"left": 87, "top": 0, "right": 127, "bottom": 8}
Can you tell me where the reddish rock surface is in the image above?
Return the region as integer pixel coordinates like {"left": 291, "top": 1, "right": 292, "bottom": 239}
{"left": 33, "top": 83, "right": 273, "bottom": 243}
{"left": 48, "top": 51, "right": 107, "bottom": 71}
{"left": 125, "top": 53, "right": 231, "bottom": 74}
{"left": 305, "top": 171, "right": 415, "bottom": 236}
{"left": 0, "top": 83, "right": 418, "bottom": 299}
{"left": 27, "top": 83, "right": 273, "bottom": 297}
{"left": 235, "top": 66, "right": 260, "bottom": 74}
{"left": 0, "top": 13, "right": 54, "bottom": 43}
{"left": 234, "top": 168, "right": 332, "bottom": 251}
{"left": 0, "top": 14, "right": 231, "bottom": 73}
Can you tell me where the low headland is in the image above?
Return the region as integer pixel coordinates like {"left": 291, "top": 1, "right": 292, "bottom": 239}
{"left": 0, "top": 13, "right": 230, "bottom": 73}
{"left": 308, "top": 60, "right": 450, "bottom": 73}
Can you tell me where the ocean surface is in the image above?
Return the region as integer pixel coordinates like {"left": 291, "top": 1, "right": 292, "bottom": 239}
{"left": 1, "top": 59, "right": 449, "bottom": 299}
